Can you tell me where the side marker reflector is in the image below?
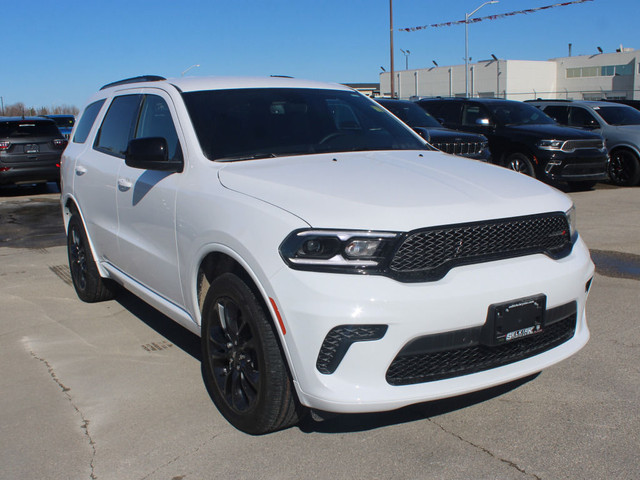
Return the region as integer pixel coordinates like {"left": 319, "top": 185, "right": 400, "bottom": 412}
{"left": 269, "top": 297, "right": 286, "bottom": 335}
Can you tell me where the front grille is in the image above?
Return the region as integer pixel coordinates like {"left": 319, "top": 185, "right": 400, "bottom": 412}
{"left": 562, "top": 139, "right": 604, "bottom": 152}
{"left": 386, "top": 314, "right": 577, "bottom": 386}
{"left": 432, "top": 141, "right": 486, "bottom": 156}
{"left": 388, "top": 213, "right": 571, "bottom": 282}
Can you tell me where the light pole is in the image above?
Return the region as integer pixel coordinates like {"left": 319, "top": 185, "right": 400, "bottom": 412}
{"left": 400, "top": 49, "right": 411, "bottom": 70}
{"left": 181, "top": 64, "right": 200, "bottom": 76}
{"left": 389, "top": 0, "right": 395, "bottom": 97}
{"left": 465, "top": 1, "right": 498, "bottom": 97}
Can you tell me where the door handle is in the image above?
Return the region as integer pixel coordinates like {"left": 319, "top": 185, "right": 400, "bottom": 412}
{"left": 75, "top": 165, "right": 87, "bottom": 176}
{"left": 117, "top": 178, "right": 133, "bottom": 191}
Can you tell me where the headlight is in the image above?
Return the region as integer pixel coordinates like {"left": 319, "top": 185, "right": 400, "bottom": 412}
{"left": 279, "top": 229, "right": 400, "bottom": 273}
{"left": 566, "top": 205, "right": 577, "bottom": 240}
{"left": 537, "top": 139, "right": 564, "bottom": 151}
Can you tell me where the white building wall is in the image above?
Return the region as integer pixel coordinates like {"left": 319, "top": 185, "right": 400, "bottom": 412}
{"left": 503, "top": 60, "right": 558, "bottom": 101}
{"left": 554, "top": 50, "right": 639, "bottom": 100}
{"left": 380, "top": 49, "right": 639, "bottom": 100}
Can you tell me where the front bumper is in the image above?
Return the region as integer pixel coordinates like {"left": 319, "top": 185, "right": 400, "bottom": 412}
{"left": 269, "top": 236, "right": 594, "bottom": 413}
{"left": 538, "top": 150, "right": 609, "bottom": 182}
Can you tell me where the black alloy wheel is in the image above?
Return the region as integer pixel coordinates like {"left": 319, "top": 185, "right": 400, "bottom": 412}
{"left": 67, "top": 215, "right": 116, "bottom": 303}
{"left": 608, "top": 150, "right": 640, "bottom": 186}
{"left": 505, "top": 152, "right": 536, "bottom": 178}
{"left": 201, "top": 273, "right": 300, "bottom": 434}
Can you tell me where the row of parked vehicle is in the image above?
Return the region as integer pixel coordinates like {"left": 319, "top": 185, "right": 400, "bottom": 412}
{"left": 0, "top": 114, "right": 75, "bottom": 187}
{"left": 378, "top": 97, "right": 640, "bottom": 188}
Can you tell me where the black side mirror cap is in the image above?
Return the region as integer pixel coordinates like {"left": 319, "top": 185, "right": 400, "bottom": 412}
{"left": 125, "top": 137, "right": 183, "bottom": 172}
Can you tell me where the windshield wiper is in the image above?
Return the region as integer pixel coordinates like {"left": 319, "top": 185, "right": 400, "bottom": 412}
{"left": 215, "top": 152, "right": 278, "bottom": 162}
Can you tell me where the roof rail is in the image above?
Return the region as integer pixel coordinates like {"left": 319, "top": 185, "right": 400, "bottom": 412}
{"left": 524, "top": 98, "right": 573, "bottom": 102}
{"left": 100, "top": 75, "right": 166, "bottom": 90}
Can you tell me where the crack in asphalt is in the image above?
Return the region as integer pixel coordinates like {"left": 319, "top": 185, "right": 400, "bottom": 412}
{"left": 429, "top": 418, "right": 542, "bottom": 479}
{"left": 139, "top": 434, "right": 220, "bottom": 480}
{"left": 29, "top": 350, "right": 98, "bottom": 480}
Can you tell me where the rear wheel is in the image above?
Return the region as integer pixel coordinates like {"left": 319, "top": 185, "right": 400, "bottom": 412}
{"left": 67, "top": 215, "right": 116, "bottom": 303}
{"left": 201, "top": 273, "right": 300, "bottom": 434}
{"left": 608, "top": 149, "right": 640, "bottom": 186}
{"left": 505, "top": 152, "right": 536, "bottom": 178}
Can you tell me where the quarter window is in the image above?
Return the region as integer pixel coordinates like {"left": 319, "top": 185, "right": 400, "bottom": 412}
{"left": 73, "top": 100, "right": 105, "bottom": 144}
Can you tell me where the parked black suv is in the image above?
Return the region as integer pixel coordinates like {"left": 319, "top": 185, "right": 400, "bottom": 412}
{"left": 416, "top": 98, "right": 608, "bottom": 188}
{"left": 0, "top": 117, "right": 67, "bottom": 186}
{"left": 376, "top": 99, "right": 490, "bottom": 161}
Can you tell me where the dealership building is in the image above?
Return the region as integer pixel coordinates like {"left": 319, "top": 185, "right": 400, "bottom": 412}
{"left": 379, "top": 47, "right": 640, "bottom": 101}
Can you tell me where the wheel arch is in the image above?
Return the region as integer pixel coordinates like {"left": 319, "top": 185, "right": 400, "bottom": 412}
{"left": 62, "top": 195, "right": 111, "bottom": 279}
{"left": 194, "top": 246, "right": 300, "bottom": 382}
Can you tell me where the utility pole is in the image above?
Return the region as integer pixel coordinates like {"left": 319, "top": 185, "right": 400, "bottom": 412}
{"left": 390, "top": 0, "right": 395, "bottom": 98}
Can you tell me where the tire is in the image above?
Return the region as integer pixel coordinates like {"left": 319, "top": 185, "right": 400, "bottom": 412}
{"left": 67, "top": 215, "right": 116, "bottom": 303}
{"left": 201, "top": 273, "right": 300, "bottom": 434}
{"left": 608, "top": 149, "right": 640, "bottom": 186}
{"left": 505, "top": 152, "right": 536, "bottom": 178}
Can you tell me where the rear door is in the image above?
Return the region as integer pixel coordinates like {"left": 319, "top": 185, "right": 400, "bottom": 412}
{"left": 74, "top": 94, "right": 142, "bottom": 263}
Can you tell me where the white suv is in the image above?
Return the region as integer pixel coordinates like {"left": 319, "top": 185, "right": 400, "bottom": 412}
{"left": 61, "top": 75, "right": 594, "bottom": 434}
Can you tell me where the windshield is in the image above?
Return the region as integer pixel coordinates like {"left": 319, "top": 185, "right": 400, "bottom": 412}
{"left": 182, "top": 88, "right": 425, "bottom": 161}
{"left": 487, "top": 102, "right": 556, "bottom": 126}
{"left": 377, "top": 100, "right": 442, "bottom": 128}
{"left": 595, "top": 105, "right": 640, "bottom": 126}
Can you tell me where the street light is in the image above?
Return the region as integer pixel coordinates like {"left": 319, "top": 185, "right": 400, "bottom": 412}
{"left": 400, "top": 49, "right": 411, "bottom": 70}
{"left": 465, "top": 1, "right": 498, "bottom": 97}
{"left": 181, "top": 64, "right": 200, "bottom": 76}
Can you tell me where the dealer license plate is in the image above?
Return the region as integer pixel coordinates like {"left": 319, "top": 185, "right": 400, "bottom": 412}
{"left": 484, "top": 294, "right": 546, "bottom": 346}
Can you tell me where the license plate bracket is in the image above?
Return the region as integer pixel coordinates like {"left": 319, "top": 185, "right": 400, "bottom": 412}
{"left": 481, "top": 294, "right": 546, "bottom": 346}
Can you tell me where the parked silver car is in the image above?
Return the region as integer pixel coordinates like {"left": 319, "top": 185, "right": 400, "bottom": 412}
{"left": 528, "top": 100, "right": 640, "bottom": 186}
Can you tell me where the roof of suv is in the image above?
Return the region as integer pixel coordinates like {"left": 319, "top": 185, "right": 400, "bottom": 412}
{"left": 97, "top": 75, "right": 353, "bottom": 95}
{"left": 527, "top": 99, "right": 618, "bottom": 108}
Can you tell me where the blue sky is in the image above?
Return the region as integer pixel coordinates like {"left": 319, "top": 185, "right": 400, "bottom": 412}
{"left": 2, "top": 0, "right": 636, "bottom": 109}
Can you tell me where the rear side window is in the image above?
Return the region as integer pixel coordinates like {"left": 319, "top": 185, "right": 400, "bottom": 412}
{"left": 0, "top": 120, "right": 60, "bottom": 138}
{"left": 94, "top": 95, "right": 142, "bottom": 157}
{"left": 73, "top": 100, "right": 105, "bottom": 143}
{"left": 426, "top": 102, "right": 463, "bottom": 124}
{"left": 542, "top": 106, "right": 569, "bottom": 124}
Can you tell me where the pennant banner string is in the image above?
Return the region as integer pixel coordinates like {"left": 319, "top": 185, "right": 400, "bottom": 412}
{"left": 399, "top": 0, "right": 593, "bottom": 32}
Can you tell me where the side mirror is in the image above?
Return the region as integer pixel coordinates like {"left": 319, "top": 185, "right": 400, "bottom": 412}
{"left": 413, "top": 127, "right": 430, "bottom": 142}
{"left": 125, "top": 137, "right": 183, "bottom": 172}
{"left": 476, "top": 118, "right": 492, "bottom": 126}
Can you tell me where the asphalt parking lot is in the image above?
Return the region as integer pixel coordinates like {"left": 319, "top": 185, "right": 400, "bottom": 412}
{"left": 1, "top": 181, "right": 638, "bottom": 480}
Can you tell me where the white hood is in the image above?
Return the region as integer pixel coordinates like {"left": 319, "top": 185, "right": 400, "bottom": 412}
{"left": 217, "top": 150, "right": 571, "bottom": 231}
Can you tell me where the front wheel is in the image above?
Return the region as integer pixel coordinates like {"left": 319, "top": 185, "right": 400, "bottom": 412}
{"left": 608, "top": 149, "right": 640, "bottom": 186}
{"left": 201, "top": 273, "right": 300, "bottom": 434}
{"left": 505, "top": 152, "right": 536, "bottom": 178}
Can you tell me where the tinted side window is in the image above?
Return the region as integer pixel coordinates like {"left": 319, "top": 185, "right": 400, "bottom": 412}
{"left": 73, "top": 100, "right": 105, "bottom": 143}
{"left": 134, "top": 95, "right": 182, "bottom": 161}
{"left": 94, "top": 95, "right": 142, "bottom": 157}
{"left": 462, "top": 103, "right": 492, "bottom": 126}
{"left": 428, "top": 102, "right": 463, "bottom": 125}
{"left": 542, "top": 106, "right": 569, "bottom": 124}
{"left": 568, "top": 107, "right": 598, "bottom": 128}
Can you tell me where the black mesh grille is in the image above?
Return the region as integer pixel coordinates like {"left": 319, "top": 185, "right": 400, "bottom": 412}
{"left": 562, "top": 139, "right": 603, "bottom": 151}
{"left": 388, "top": 213, "right": 571, "bottom": 281}
{"left": 317, "top": 325, "right": 388, "bottom": 374}
{"left": 386, "top": 315, "right": 576, "bottom": 386}
{"left": 432, "top": 141, "right": 486, "bottom": 156}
